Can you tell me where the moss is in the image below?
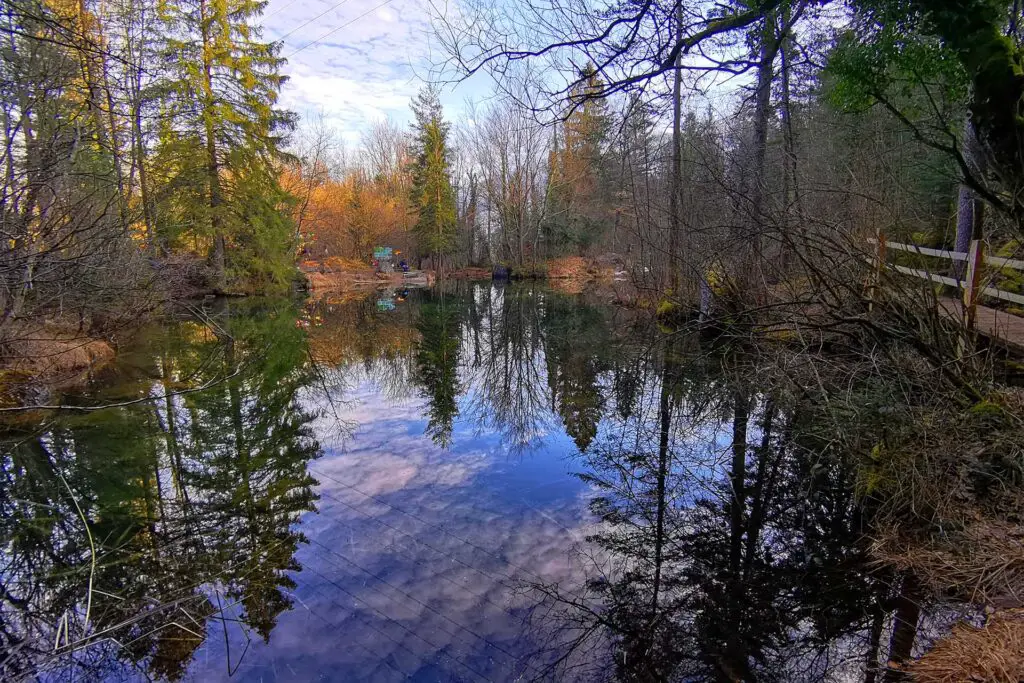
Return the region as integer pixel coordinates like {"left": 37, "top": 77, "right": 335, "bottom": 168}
{"left": 856, "top": 442, "right": 890, "bottom": 497}
{"left": 765, "top": 328, "right": 798, "bottom": 342}
{"left": 997, "top": 239, "right": 1022, "bottom": 258}
{"left": 970, "top": 399, "right": 1003, "bottom": 417}
{"left": 656, "top": 298, "right": 679, "bottom": 319}
{"left": 1004, "top": 360, "right": 1024, "bottom": 373}
{"left": 911, "top": 230, "right": 935, "bottom": 247}
{"left": 968, "top": 399, "right": 1010, "bottom": 428}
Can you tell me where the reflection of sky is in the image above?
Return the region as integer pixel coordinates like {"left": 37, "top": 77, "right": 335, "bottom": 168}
{"left": 187, "top": 379, "right": 596, "bottom": 681}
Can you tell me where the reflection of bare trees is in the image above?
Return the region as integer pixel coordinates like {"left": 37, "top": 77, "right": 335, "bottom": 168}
{"left": 457, "top": 282, "right": 649, "bottom": 456}
{"left": 525, "top": 338, "right": 979, "bottom": 682}
{"left": 304, "top": 282, "right": 655, "bottom": 457}
{"left": 463, "top": 283, "right": 553, "bottom": 453}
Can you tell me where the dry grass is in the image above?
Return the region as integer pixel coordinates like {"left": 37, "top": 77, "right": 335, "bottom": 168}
{"left": 0, "top": 323, "right": 115, "bottom": 407}
{"left": 449, "top": 266, "right": 493, "bottom": 280}
{"left": 549, "top": 278, "right": 586, "bottom": 294}
{"left": 323, "top": 256, "right": 372, "bottom": 272}
{"left": 546, "top": 256, "right": 616, "bottom": 282}
{"left": 547, "top": 256, "right": 590, "bottom": 279}
{"left": 871, "top": 522, "right": 1024, "bottom": 606}
{"left": 5, "top": 328, "right": 114, "bottom": 381}
{"left": 907, "top": 610, "right": 1024, "bottom": 682}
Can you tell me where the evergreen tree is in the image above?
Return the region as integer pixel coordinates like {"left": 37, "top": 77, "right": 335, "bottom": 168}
{"left": 413, "top": 296, "right": 462, "bottom": 447}
{"left": 546, "top": 65, "right": 612, "bottom": 253}
{"left": 156, "top": 0, "right": 296, "bottom": 288}
{"left": 408, "top": 87, "right": 457, "bottom": 269}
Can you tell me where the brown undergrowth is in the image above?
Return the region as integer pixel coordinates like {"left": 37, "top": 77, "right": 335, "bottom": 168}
{"left": 906, "top": 609, "right": 1024, "bottom": 682}
{"left": 857, "top": 384, "right": 1024, "bottom": 607}
{"left": 0, "top": 323, "right": 116, "bottom": 406}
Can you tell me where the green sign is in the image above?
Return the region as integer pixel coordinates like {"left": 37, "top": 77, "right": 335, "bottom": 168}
{"left": 373, "top": 246, "right": 393, "bottom": 259}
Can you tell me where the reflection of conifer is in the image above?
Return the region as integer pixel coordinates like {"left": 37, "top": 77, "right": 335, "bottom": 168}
{"left": 414, "top": 294, "right": 463, "bottom": 447}
{"left": 0, "top": 299, "right": 320, "bottom": 680}
{"left": 542, "top": 295, "right": 610, "bottom": 452}
{"left": 183, "top": 303, "right": 320, "bottom": 645}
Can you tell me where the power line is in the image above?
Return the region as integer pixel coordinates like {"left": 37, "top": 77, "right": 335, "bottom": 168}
{"left": 285, "top": 0, "right": 398, "bottom": 59}
{"left": 275, "top": 0, "right": 356, "bottom": 42}
{"left": 262, "top": 0, "right": 301, "bottom": 20}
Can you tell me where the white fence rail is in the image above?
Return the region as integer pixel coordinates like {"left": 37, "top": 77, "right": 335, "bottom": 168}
{"left": 868, "top": 237, "right": 1024, "bottom": 328}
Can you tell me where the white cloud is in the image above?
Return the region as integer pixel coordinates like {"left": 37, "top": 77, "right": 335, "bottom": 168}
{"left": 262, "top": 0, "right": 484, "bottom": 142}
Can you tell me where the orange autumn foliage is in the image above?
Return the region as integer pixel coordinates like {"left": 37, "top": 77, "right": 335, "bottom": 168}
{"left": 285, "top": 166, "right": 416, "bottom": 264}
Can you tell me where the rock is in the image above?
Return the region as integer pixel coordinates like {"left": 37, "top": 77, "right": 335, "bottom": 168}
{"left": 493, "top": 265, "right": 513, "bottom": 280}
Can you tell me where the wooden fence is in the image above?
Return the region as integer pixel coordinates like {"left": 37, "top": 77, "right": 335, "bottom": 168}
{"left": 869, "top": 236, "right": 1024, "bottom": 331}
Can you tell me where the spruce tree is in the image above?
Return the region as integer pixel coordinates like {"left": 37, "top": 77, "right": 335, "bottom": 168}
{"left": 156, "top": 0, "right": 296, "bottom": 289}
{"left": 546, "top": 65, "right": 612, "bottom": 252}
{"left": 408, "top": 87, "right": 457, "bottom": 270}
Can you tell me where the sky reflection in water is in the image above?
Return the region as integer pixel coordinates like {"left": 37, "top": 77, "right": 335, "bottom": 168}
{"left": 1, "top": 283, "right": 980, "bottom": 682}
{"left": 171, "top": 284, "right": 620, "bottom": 682}
{"left": 190, "top": 380, "right": 595, "bottom": 682}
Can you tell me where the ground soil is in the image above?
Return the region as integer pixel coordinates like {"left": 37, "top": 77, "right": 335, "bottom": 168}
{"left": 302, "top": 258, "right": 434, "bottom": 295}
{"left": 0, "top": 322, "right": 116, "bottom": 406}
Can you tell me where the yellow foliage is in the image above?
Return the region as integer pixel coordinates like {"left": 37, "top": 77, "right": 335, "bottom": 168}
{"left": 285, "top": 165, "right": 416, "bottom": 262}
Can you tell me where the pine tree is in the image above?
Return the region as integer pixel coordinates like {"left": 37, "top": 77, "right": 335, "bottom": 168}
{"left": 546, "top": 65, "right": 612, "bottom": 252}
{"left": 156, "top": 0, "right": 296, "bottom": 289}
{"left": 408, "top": 87, "right": 457, "bottom": 270}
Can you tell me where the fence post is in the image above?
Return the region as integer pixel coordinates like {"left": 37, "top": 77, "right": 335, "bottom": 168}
{"left": 963, "top": 238, "right": 984, "bottom": 332}
{"left": 868, "top": 232, "right": 886, "bottom": 313}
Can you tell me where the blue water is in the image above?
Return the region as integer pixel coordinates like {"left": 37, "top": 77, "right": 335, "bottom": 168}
{"left": 2, "top": 283, "right": 971, "bottom": 682}
{"left": 186, "top": 379, "right": 593, "bottom": 682}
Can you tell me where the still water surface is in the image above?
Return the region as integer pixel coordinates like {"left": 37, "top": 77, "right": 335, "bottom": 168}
{"left": 1, "top": 283, "right": 969, "bottom": 681}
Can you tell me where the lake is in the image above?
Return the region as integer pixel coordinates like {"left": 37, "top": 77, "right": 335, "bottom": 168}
{"left": 0, "top": 283, "right": 974, "bottom": 681}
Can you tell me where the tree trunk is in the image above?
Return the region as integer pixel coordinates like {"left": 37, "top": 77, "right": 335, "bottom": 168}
{"left": 651, "top": 336, "right": 675, "bottom": 610}
{"left": 200, "top": 0, "right": 225, "bottom": 288}
{"left": 954, "top": 120, "right": 985, "bottom": 279}
{"left": 729, "top": 390, "right": 750, "bottom": 571}
{"left": 884, "top": 574, "right": 921, "bottom": 681}
{"left": 864, "top": 605, "right": 885, "bottom": 683}
{"left": 668, "top": 6, "right": 683, "bottom": 296}
{"left": 778, "top": 9, "right": 802, "bottom": 274}
{"left": 747, "top": 14, "right": 776, "bottom": 265}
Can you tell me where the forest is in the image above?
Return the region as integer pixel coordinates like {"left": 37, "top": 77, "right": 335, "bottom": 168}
{"left": 6, "top": 0, "right": 1024, "bottom": 325}
{"left": 6, "top": 0, "right": 1024, "bottom": 679}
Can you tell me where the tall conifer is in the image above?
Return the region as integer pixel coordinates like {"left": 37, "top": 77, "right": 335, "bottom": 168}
{"left": 157, "top": 0, "right": 296, "bottom": 288}
{"left": 408, "top": 87, "right": 457, "bottom": 270}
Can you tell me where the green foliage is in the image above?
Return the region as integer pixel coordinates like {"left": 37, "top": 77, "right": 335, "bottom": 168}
{"left": 830, "top": 0, "right": 1024, "bottom": 221}
{"left": 827, "top": 2, "right": 969, "bottom": 115}
{"left": 409, "top": 87, "right": 458, "bottom": 263}
{"left": 155, "top": 0, "right": 297, "bottom": 289}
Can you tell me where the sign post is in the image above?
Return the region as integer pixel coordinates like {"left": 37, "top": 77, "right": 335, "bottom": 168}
{"left": 373, "top": 246, "right": 394, "bottom": 273}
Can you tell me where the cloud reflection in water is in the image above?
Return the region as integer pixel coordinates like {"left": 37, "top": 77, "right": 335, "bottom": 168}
{"left": 187, "top": 378, "right": 596, "bottom": 682}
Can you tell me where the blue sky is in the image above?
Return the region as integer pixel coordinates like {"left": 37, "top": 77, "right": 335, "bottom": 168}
{"left": 261, "top": 0, "right": 484, "bottom": 143}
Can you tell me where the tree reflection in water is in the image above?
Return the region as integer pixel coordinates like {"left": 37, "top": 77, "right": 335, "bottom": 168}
{"left": 0, "top": 285, "right": 984, "bottom": 681}
{"left": 0, "top": 300, "right": 320, "bottom": 681}
{"left": 527, "top": 329, "right": 969, "bottom": 682}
